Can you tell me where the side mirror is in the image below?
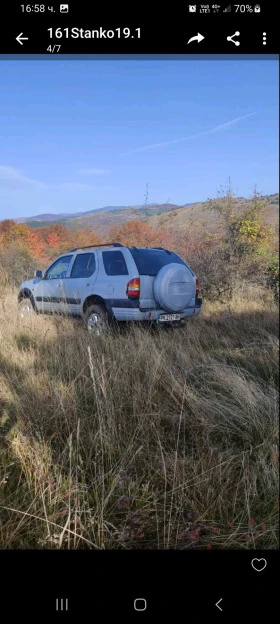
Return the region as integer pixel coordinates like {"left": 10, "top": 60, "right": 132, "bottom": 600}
{"left": 34, "top": 270, "right": 43, "bottom": 279}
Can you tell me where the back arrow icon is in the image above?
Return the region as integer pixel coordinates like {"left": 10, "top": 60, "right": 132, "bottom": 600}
{"left": 187, "top": 33, "right": 205, "bottom": 44}
{"left": 16, "top": 33, "right": 29, "bottom": 45}
{"left": 215, "top": 598, "right": 223, "bottom": 612}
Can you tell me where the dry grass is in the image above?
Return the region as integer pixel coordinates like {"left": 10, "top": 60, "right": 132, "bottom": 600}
{"left": 0, "top": 284, "right": 278, "bottom": 550}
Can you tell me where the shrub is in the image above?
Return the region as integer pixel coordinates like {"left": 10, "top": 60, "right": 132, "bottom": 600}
{"left": 0, "top": 242, "right": 37, "bottom": 287}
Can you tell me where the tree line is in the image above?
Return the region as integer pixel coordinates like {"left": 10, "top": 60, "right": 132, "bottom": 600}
{"left": 0, "top": 186, "right": 278, "bottom": 301}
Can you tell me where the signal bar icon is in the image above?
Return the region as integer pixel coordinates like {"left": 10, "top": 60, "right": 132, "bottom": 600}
{"left": 223, "top": 4, "right": 231, "bottom": 11}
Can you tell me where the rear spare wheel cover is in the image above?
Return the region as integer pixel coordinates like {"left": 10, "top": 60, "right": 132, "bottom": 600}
{"left": 153, "top": 263, "right": 193, "bottom": 312}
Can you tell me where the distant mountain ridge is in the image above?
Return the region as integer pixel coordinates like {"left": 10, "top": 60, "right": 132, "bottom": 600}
{"left": 10, "top": 194, "right": 278, "bottom": 236}
{"left": 14, "top": 202, "right": 196, "bottom": 224}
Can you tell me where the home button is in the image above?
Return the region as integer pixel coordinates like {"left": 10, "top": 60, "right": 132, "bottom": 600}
{"left": 134, "top": 598, "right": 147, "bottom": 611}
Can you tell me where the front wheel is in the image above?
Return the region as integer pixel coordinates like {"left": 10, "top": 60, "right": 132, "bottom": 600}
{"left": 18, "top": 297, "right": 36, "bottom": 318}
{"left": 84, "top": 304, "right": 109, "bottom": 335}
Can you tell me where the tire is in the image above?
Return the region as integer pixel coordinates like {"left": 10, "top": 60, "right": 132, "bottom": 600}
{"left": 18, "top": 297, "right": 36, "bottom": 318}
{"left": 153, "top": 263, "right": 194, "bottom": 312}
{"left": 84, "top": 304, "right": 109, "bottom": 335}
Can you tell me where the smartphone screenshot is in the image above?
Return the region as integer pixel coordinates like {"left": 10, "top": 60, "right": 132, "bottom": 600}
{"left": 0, "top": 2, "right": 278, "bottom": 620}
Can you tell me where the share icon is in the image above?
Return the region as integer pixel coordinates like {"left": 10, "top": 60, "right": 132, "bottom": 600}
{"left": 227, "top": 31, "right": 240, "bottom": 46}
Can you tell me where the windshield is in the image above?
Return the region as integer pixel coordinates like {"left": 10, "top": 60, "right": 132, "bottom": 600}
{"left": 129, "top": 248, "right": 189, "bottom": 276}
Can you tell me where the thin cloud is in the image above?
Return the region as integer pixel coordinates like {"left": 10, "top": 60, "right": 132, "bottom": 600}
{"left": 261, "top": 155, "right": 278, "bottom": 163}
{"left": 79, "top": 168, "right": 109, "bottom": 175}
{"left": 121, "top": 111, "right": 259, "bottom": 156}
{"left": 59, "top": 182, "right": 116, "bottom": 191}
{"left": 0, "top": 165, "right": 47, "bottom": 190}
{"left": 60, "top": 183, "right": 93, "bottom": 191}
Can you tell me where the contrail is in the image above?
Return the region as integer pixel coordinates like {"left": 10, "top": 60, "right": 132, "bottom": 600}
{"left": 121, "top": 111, "right": 259, "bottom": 156}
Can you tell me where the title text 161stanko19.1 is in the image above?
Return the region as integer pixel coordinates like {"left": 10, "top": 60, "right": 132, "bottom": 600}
{"left": 47, "top": 27, "right": 141, "bottom": 39}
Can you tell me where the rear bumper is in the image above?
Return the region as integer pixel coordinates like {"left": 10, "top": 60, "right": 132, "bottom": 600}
{"left": 111, "top": 303, "right": 202, "bottom": 322}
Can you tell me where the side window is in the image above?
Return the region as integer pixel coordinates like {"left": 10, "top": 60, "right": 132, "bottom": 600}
{"left": 70, "top": 253, "right": 96, "bottom": 278}
{"left": 45, "top": 255, "right": 73, "bottom": 280}
{"left": 102, "top": 251, "right": 128, "bottom": 276}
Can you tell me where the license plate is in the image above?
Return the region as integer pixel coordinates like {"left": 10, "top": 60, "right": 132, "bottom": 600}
{"left": 158, "top": 313, "right": 181, "bottom": 322}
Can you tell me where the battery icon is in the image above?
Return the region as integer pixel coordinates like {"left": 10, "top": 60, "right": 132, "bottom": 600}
{"left": 254, "top": 4, "right": 261, "bottom": 11}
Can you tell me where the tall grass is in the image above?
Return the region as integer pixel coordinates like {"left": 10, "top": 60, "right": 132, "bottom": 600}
{"left": 0, "top": 284, "right": 278, "bottom": 549}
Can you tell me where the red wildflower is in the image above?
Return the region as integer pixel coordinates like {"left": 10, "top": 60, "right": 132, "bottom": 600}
{"left": 209, "top": 526, "right": 220, "bottom": 535}
{"left": 189, "top": 529, "right": 200, "bottom": 540}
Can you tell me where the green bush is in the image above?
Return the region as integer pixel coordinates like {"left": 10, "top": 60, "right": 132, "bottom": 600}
{"left": 266, "top": 259, "right": 279, "bottom": 302}
{"left": 0, "top": 243, "right": 37, "bottom": 287}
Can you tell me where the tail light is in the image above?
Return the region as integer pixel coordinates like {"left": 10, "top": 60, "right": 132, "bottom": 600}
{"left": 195, "top": 279, "right": 199, "bottom": 297}
{"left": 126, "top": 277, "right": 140, "bottom": 298}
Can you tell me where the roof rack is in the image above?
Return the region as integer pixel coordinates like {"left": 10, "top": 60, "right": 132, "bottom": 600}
{"left": 130, "top": 246, "right": 171, "bottom": 253}
{"left": 69, "top": 242, "right": 124, "bottom": 252}
{"left": 153, "top": 247, "right": 172, "bottom": 254}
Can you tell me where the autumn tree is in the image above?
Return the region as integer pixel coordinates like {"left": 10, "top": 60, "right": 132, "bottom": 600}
{"left": 69, "top": 227, "right": 103, "bottom": 249}
{"left": 0, "top": 221, "right": 38, "bottom": 286}
{"left": 34, "top": 223, "right": 68, "bottom": 260}
{"left": 202, "top": 182, "right": 279, "bottom": 298}
{"left": 0, "top": 220, "right": 29, "bottom": 245}
{"left": 24, "top": 228, "right": 46, "bottom": 260}
{"left": 0, "top": 219, "right": 17, "bottom": 243}
{"left": 0, "top": 220, "right": 58, "bottom": 259}
{"left": 108, "top": 220, "right": 162, "bottom": 247}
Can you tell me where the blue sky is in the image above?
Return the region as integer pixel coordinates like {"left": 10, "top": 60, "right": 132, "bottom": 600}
{"left": 0, "top": 56, "right": 278, "bottom": 219}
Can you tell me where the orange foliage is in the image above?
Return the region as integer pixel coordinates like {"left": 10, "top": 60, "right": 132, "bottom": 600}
{"left": 109, "top": 220, "right": 162, "bottom": 247}
{"left": 0, "top": 219, "right": 103, "bottom": 264}
{"left": 36, "top": 224, "right": 103, "bottom": 257}
{"left": 0, "top": 219, "right": 47, "bottom": 259}
{"left": 0, "top": 220, "right": 29, "bottom": 245}
{"left": 25, "top": 228, "right": 46, "bottom": 260}
{"left": 46, "top": 231, "right": 61, "bottom": 249}
{"left": 70, "top": 227, "right": 102, "bottom": 249}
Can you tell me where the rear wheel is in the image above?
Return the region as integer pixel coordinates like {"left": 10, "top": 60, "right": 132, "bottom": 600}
{"left": 18, "top": 297, "right": 35, "bottom": 318}
{"left": 84, "top": 304, "right": 109, "bottom": 335}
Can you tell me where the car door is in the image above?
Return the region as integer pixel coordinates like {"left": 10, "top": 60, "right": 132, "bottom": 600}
{"left": 58, "top": 252, "right": 98, "bottom": 315}
{"left": 34, "top": 255, "right": 73, "bottom": 313}
{"left": 98, "top": 250, "right": 129, "bottom": 300}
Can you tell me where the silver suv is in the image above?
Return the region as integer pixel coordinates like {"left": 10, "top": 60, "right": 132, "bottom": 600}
{"left": 18, "top": 243, "right": 202, "bottom": 333}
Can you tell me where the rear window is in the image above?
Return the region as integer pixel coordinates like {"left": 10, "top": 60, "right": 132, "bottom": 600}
{"left": 102, "top": 250, "right": 129, "bottom": 275}
{"left": 129, "top": 248, "right": 187, "bottom": 276}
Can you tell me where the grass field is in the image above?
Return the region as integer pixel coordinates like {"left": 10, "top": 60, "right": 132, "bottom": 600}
{"left": 0, "top": 285, "right": 278, "bottom": 549}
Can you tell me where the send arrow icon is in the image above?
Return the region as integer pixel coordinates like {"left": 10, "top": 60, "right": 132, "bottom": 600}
{"left": 187, "top": 33, "right": 205, "bottom": 44}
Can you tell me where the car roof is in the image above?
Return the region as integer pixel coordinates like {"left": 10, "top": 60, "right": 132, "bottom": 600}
{"left": 58, "top": 246, "right": 119, "bottom": 257}
{"left": 58, "top": 246, "right": 174, "bottom": 258}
